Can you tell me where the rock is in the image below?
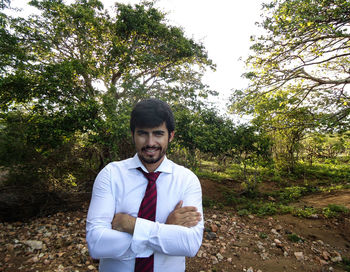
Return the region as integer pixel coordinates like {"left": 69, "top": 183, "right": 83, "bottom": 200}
{"left": 197, "top": 250, "right": 203, "bottom": 258}
{"left": 216, "top": 253, "right": 224, "bottom": 261}
{"left": 248, "top": 215, "right": 254, "bottom": 219}
{"left": 331, "top": 256, "right": 342, "bottom": 263}
{"left": 294, "top": 252, "right": 304, "bottom": 261}
{"left": 274, "top": 238, "right": 282, "bottom": 245}
{"left": 24, "top": 240, "right": 43, "bottom": 250}
{"left": 317, "top": 239, "right": 325, "bottom": 245}
{"left": 275, "top": 224, "right": 283, "bottom": 231}
{"left": 261, "top": 252, "right": 269, "bottom": 260}
{"left": 271, "top": 228, "right": 280, "bottom": 236}
{"left": 322, "top": 251, "right": 331, "bottom": 260}
{"left": 6, "top": 244, "right": 14, "bottom": 252}
{"left": 87, "top": 265, "right": 95, "bottom": 270}
{"left": 211, "top": 255, "right": 218, "bottom": 264}
{"left": 227, "top": 257, "right": 232, "bottom": 263}
{"left": 268, "top": 196, "right": 276, "bottom": 201}
{"left": 210, "top": 224, "right": 218, "bottom": 233}
{"left": 206, "top": 232, "right": 217, "bottom": 240}
{"left": 247, "top": 267, "right": 254, "bottom": 272}
{"left": 256, "top": 241, "right": 265, "bottom": 252}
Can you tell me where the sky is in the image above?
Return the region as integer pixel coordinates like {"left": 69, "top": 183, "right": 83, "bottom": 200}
{"left": 9, "top": 0, "right": 267, "bottom": 112}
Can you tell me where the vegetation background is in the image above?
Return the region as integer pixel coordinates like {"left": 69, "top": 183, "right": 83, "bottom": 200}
{"left": 0, "top": 0, "right": 349, "bottom": 270}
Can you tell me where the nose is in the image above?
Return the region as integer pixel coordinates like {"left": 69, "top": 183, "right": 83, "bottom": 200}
{"left": 146, "top": 134, "right": 156, "bottom": 146}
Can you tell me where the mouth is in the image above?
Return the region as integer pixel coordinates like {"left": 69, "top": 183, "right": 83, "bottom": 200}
{"left": 142, "top": 146, "right": 161, "bottom": 156}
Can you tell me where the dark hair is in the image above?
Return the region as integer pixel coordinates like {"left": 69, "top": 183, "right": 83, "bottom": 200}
{"left": 130, "top": 99, "right": 175, "bottom": 134}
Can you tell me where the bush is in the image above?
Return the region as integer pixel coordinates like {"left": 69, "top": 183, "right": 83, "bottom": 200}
{"left": 323, "top": 204, "right": 349, "bottom": 218}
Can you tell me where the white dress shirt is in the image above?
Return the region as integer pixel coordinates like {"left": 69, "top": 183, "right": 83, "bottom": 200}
{"left": 86, "top": 154, "right": 204, "bottom": 272}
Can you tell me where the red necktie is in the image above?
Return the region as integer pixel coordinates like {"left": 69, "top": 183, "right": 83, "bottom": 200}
{"left": 134, "top": 167, "right": 161, "bottom": 272}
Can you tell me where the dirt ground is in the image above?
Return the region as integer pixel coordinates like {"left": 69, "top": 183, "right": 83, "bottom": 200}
{"left": 187, "top": 179, "right": 350, "bottom": 272}
{"left": 0, "top": 178, "right": 349, "bottom": 272}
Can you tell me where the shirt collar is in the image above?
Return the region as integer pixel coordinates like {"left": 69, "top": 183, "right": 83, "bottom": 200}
{"left": 128, "top": 153, "right": 173, "bottom": 174}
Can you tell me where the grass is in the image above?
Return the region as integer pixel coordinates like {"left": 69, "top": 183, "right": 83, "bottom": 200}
{"left": 198, "top": 157, "right": 350, "bottom": 218}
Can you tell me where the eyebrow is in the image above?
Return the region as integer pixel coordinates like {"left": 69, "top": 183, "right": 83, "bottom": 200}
{"left": 136, "top": 129, "right": 165, "bottom": 134}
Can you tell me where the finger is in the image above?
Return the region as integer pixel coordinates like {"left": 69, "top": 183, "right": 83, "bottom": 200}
{"left": 174, "top": 200, "right": 183, "bottom": 210}
{"left": 183, "top": 220, "right": 201, "bottom": 227}
{"left": 176, "top": 206, "right": 198, "bottom": 213}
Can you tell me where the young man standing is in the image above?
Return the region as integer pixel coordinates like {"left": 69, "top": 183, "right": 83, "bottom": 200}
{"left": 86, "top": 99, "right": 203, "bottom": 272}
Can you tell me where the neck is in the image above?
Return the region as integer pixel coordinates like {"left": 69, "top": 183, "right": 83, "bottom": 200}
{"left": 143, "top": 156, "right": 165, "bottom": 172}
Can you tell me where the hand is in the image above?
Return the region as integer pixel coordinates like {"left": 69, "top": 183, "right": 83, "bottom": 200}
{"left": 112, "top": 213, "right": 136, "bottom": 234}
{"left": 165, "top": 201, "right": 202, "bottom": 227}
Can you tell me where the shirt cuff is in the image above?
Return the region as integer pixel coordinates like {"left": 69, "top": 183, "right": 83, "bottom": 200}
{"left": 131, "top": 217, "right": 155, "bottom": 257}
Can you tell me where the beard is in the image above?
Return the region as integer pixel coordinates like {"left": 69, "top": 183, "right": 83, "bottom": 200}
{"left": 138, "top": 145, "right": 167, "bottom": 165}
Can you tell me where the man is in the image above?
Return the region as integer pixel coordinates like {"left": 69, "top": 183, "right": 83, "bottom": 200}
{"left": 86, "top": 99, "right": 203, "bottom": 272}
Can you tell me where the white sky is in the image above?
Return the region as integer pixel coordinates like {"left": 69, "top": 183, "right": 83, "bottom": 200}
{"left": 9, "top": 0, "right": 267, "bottom": 112}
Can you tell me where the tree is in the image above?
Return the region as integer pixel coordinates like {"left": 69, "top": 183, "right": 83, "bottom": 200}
{"left": 172, "top": 107, "right": 235, "bottom": 169}
{"left": 0, "top": 0, "right": 215, "bottom": 187}
{"left": 231, "top": 0, "right": 350, "bottom": 131}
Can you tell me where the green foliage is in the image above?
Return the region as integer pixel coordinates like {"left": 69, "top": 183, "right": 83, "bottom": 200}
{"left": 223, "top": 191, "right": 242, "bottom": 206}
{"left": 279, "top": 186, "right": 309, "bottom": 201}
{"left": 287, "top": 234, "right": 303, "bottom": 243}
{"left": 0, "top": 0, "right": 215, "bottom": 188}
{"left": 231, "top": 0, "right": 350, "bottom": 131}
{"left": 340, "top": 257, "right": 350, "bottom": 272}
{"left": 322, "top": 204, "right": 349, "bottom": 218}
{"left": 202, "top": 197, "right": 216, "bottom": 208}
{"left": 255, "top": 202, "right": 278, "bottom": 216}
{"left": 259, "top": 232, "right": 268, "bottom": 239}
{"left": 195, "top": 170, "right": 228, "bottom": 182}
{"left": 237, "top": 209, "right": 250, "bottom": 216}
{"left": 292, "top": 207, "right": 318, "bottom": 218}
{"left": 230, "top": 0, "right": 350, "bottom": 175}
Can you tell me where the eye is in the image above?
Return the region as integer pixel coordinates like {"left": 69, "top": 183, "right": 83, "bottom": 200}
{"left": 137, "top": 130, "right": 148, "bottom": 136}
{"left": 154, "top": 131, "right": 164, "bottom": 137}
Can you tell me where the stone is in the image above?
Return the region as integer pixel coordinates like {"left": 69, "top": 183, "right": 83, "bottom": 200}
{"left": 211, "top": 255, "right": 218, "bottom": 264}
{"left": 24, "top": 240, "right": 43, "bottom": 250}
{"left": 261, "top": 252, "right": 269, "bottom": 260}
{"left": 247, "top": 267, "right": 254, "bottom": 272}
{"left": 275, "top": 224, "right": 283, "bottom": 231}
{"left": 268, "top": 196, "right": 276, "bottom": 201}
{"left": 216, "top": 253, "right": 224, "bottom": 261}
{"left": 206, "top": 232, "right": 217, "bottom": 240}
{"left": 210, "top": 224, "right": 218, "bottom": 233}
{"left": 271, "top": 228, "right": 280, "bottom": 236}
{"left": 322, "top": 251, "right": 331, "bottom": 260}
{"left": 294, "top": 251, "right": 304, "bottom": 261}
{"left": 331, "top": 256, "right": 342, "bottom": 263}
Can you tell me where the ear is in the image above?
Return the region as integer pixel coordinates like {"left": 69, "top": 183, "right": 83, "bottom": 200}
{"left": 169, "top": 131, "right": 175, "bottom": 142}
{"left": 131, "top": 130, "right": 135, "bottom": 143}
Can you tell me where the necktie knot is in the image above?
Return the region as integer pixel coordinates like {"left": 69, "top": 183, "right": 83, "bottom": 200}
{"left": 137, "top": 167, "right": 161, "bottom": 183}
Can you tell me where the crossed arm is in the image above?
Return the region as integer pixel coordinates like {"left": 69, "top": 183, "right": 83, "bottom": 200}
{"left": 112, "top": 200, "right": 202, "bottom": 234}
{"left": 86, "top": 166, "right": 204, "bottom": 260}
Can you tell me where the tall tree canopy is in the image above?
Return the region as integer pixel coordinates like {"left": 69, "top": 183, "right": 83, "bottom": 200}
{"left": 0, "top": 0, "right": 215, "bottom": 187}
{"left": 230, "top": 0, "right": 350, "bottom": 131}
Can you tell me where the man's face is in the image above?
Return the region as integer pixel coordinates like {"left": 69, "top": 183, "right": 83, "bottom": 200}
{"left": 133, "top": 122, "right": 174, "bottom": 170}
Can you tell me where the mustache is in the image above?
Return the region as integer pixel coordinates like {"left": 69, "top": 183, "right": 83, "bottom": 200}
{"left": 141, "top": 145, "right": 161, "bottom": 151}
